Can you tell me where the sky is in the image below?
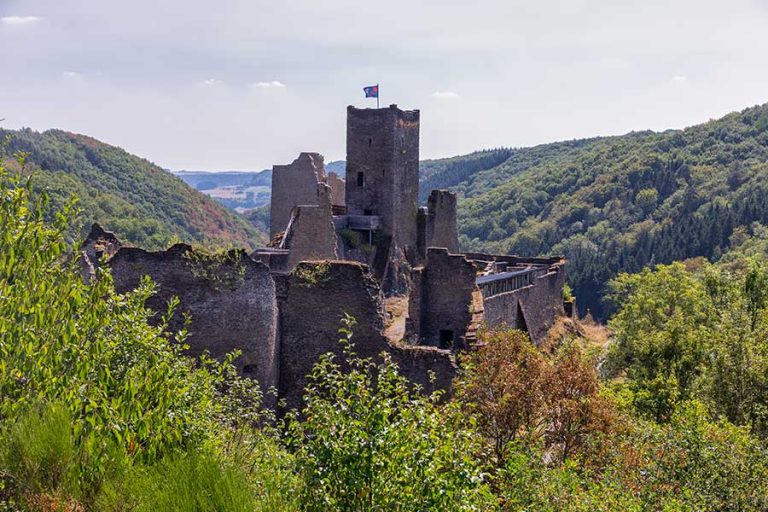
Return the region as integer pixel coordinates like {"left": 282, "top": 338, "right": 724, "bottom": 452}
{"left": 2, "top": 0, "right": 768, "bottom": 171}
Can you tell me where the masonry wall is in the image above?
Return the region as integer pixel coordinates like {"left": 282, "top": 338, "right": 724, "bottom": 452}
{"left": 419, "top": 248, "right": 477, "bottom": 348}
{"left": 283, "top": 182, "right": 338, "bottom": 269}
{"left": 109, "top": 244, "right": 280, "bottom": 396}
{"left": 278, "top": 261, "right": 455, "bottom": 411}
{"left": 426, "top": 190, "right": 459, "bottom": 253}
{"left": 345, "top": 105, "right": 420, "bottom": 258}
{"left": 327, "top": 171, "right": 346, "bottom": 207}
{"left": 482, "top": 266, "right": 566, "bottom": 345}
{"left": 270, "top": 152, "right": 326, "bottom": 237}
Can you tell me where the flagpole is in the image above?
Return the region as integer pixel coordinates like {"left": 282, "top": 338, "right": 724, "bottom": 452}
{"left": 377, "top": 83, "right": 379, "bottom": 109}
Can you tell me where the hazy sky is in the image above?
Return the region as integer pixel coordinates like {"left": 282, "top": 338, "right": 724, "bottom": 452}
{"left": 2, "top": 0, "right": 768, "bottom": 171}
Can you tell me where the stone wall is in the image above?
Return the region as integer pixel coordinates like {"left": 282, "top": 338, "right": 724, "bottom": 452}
{"left": 418, "top": 248, "right": 477, "bottom": 348}
{"left": 109, "top": 244, "right": 280, "bottom": 396}
{"left": 278, "top": 261, "right": 455, "bottom": 411}
{"left": 270, "top": 152, "right": 326, "bottom": 237}
{"left": 426, "top": 189, "right": 459, "bottom": 253}
{"left": 482, "top": 266, "right": 565, "bottom": 345}
{"left": 282, "top": 182, "right": 338, "bottom": 269}
{"left": 327, "top": 171, "right": 346, "bottom": 207}
{"left": 80, "top": 223, "right": 122, "bottom": 281}
{"left": 345, "top": 105, "right": 420, "bottom": 258}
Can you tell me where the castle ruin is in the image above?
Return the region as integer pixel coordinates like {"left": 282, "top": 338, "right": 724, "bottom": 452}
{"left": 84, "top": 104, "right": 567, "bottom": 409}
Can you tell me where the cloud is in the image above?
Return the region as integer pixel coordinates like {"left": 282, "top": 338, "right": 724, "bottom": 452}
{"left": 61, "top": 71, "right": 85, "bottom": 83}
{"left": 671, "top": 75, "right": 688, "bottom": 84}
{"left": 200, "top": 78, "right": 223, "bottom": 87}
{"left": 1, "top": 16, "right": 42, "bottom": 25}
{"left": 252, "top": 80, "right": 286, "bottom": 89}
{"left": 432, "top": 90, "right": 460, "bottom": 99}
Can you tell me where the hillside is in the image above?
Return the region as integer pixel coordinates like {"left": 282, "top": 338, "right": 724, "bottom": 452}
{"left": 1, "top": 128, "right": 265, "bottom": 249}
{"left": 428, "top": 103, "right": 768, "bottom": 318}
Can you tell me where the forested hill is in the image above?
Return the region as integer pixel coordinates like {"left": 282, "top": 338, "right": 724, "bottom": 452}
{"left": 0, "top": 128, "right": 264, "bottom": 249}
{"left": 433, "top": 103, "right": 768, "bottom": 319}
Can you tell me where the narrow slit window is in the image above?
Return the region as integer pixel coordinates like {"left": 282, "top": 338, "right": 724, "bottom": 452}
{"left": 357, "top": 172, "right": 365, "bottom": 187}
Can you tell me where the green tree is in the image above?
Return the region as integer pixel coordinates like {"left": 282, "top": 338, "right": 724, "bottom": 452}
{"left": 606, "top": 263, "right": 712, "bottom": 420}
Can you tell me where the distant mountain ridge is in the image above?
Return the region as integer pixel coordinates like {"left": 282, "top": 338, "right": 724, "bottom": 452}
{"left": 1, "top": 128, "right": 264, "bottom": 249}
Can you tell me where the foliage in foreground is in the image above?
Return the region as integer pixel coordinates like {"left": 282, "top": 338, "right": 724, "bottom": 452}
{"left": 460, "top": 327, "right": 768, "bottom": 511}
{"left": 287, "top": 318, "right": 494, "bottom": 512}
{"left": 0, "top": 162, "right": 294, "bottom": 510}
{"left": 2, "top": 156, "right": 768, "bottom": 511}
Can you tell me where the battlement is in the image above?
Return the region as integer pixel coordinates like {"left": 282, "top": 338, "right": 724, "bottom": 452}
{"left": 346, "top": 104, "right": 420, "bottom": 122}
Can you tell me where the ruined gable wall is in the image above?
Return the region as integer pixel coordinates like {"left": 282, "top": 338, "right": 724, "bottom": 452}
{"left": 327, "top": 171, "right": 346, "bottom": 207}
{"left": 426, "top": 190, "right": 459, "bottom": 253}
{"left": 420, "top": 248, "right": 477, "bottom": 347}
{"left": 270, "top": 152, "right": 326, "bottom": 237}
{"left": 283, "top": 183, "right": 338, "bottom": 269}
{"left": 482, "top": 267, "right": 565, "bottom": 345}
{"left": 279, "top": 261, "right": 455, "bottom": 411}
{"left": 109, "top": 245, "right": 280, "bottom": 395}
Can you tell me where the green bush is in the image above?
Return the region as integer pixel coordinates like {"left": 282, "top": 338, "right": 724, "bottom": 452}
{"left": 286, "top": 317, "right": 495, "bottom": 512}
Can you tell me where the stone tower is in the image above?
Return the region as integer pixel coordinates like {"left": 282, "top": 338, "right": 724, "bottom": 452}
{"left": 345, "top": 104, "right": 420, "bottom": 259}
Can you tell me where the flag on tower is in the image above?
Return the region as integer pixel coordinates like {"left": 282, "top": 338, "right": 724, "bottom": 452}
{"left": 363, "top": 85, "right": 379, "bottom": 98}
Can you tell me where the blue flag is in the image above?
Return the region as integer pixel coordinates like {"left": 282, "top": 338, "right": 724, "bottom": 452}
{"left": 363, "top": 85, "right": 379, "bottom": 98}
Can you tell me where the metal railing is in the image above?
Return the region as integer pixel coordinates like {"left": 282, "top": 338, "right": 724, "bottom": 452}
{"left": 476, "top": 268, "right": 544, "bottom": 297}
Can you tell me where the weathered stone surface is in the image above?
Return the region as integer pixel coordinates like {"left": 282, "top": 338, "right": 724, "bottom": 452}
{"left": 109, "top": 244, "right": 279, "bottom": 396}
{"left": 345, "top": 105, "right": 420, "bottom": 259}
{"left": 282, "top": 182, "right": 338, "bottom": 269}
{"left": 426, "top": 189, "right": 459, "bottom": 253}
{"left": 482, "top": 265, "right": 565, "bottom": 345}
{"left": 418, "top": 248, "right": 478, "bottom": 348}
{"left": 278, "top": 261, "right": 455, "bottom": 411}
{"left": 327, "top": 171, "right": 346, "bottom": 207}
{"left": 80, "top": 223, "right": 122, "bottom": 280}
{"left": 270, "top": 152, "right": 326, "bottom": 237}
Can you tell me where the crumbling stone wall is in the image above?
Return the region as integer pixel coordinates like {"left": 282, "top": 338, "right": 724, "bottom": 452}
{"left": 109, "top": 244, "right": 280, "bottom": 395}
{"left": 417, "top": 248, "right": 478, "bottom": 348}
{"left": 327, "top": 171, "right": 346, "bottom": 207}
{"left": 278, "top": 261, "right": 455, "bottom": 411}
{"left": 426, "top": 190, "right": 459, "bottom": 253}
{"left": 482, "top": 266, "right": 565, "bottom": 345}
{"left": 345, "top": 105, "right": 420, "bottom": 259}
{"left": 282, "top": 182, "right": 338, "bottom": 269}
{"left": 80, "top": 223, "right": 122, "bottom": 281}
{"left": 270, "top": 152, "right": 326, "bottom": 237}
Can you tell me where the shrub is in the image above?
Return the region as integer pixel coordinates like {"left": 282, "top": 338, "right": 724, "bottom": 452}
{"left": 287, "top": 317, "right": 494, "bottom": 512}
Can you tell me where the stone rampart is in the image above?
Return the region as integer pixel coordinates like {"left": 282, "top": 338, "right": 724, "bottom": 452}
{"left": 418, "top": 248, "right": 478, "bottom": 348}
{"left": 481, "top": 266, "right": 565, "bottom": 345}
{"left": 109, "top": 244, "right": 280, "bottom": 396}
{"left": 278, "top": 261, "right": 455, "bottom": 410}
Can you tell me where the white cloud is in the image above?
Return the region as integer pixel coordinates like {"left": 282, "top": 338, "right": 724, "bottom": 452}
{"left": 1, "top": 16, "right": 42, "bottom": 25}
{"left": 432, "top": 90, "right": 460, "bottom": 99}
{"left": 671, "top": 75, "right": 688, "bottom": 84}
{"left": 252, "top": 80, "right": 286, "bottom": 89}
{"left": 200, "top": 78, "right": 223, "bottom": 87}
{"left": 61, "top": 71, "right": 86, "bottom": 84}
